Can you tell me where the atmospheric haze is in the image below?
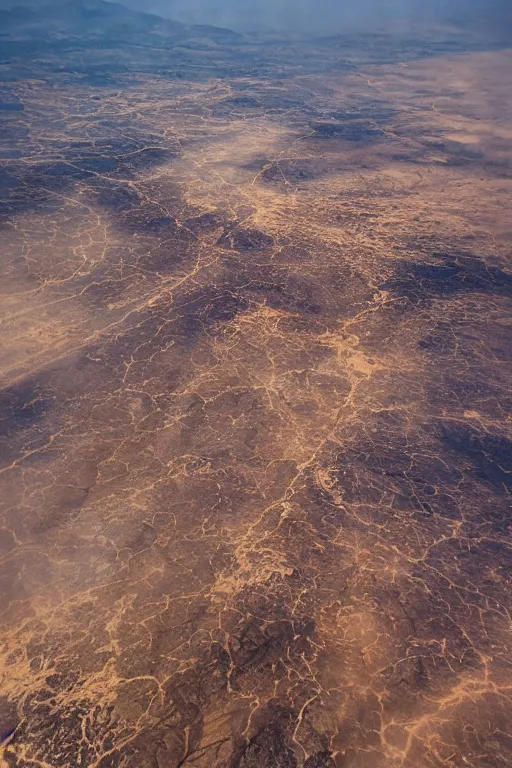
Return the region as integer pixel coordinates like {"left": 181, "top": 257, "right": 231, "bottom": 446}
{"left": 112, "top": 0, "right": 512, "bottom": 36}
{"left": 1, "top": 0, "right": 511, "bottom": 36}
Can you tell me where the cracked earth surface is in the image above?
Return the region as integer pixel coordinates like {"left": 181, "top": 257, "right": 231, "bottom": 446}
{"left": 1, "top": 15, "right": 512, "bottom": 768}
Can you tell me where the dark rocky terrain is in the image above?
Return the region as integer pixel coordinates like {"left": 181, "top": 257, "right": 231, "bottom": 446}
{"left": 0, "top": 2, "right": 511, "bottom": 767}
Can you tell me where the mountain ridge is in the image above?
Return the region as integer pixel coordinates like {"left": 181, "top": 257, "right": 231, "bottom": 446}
{"left": 0, "top": 0, "right": 243, "bottom": 43}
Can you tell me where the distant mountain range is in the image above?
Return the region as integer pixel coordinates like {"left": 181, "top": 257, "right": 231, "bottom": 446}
{"left": 86, "top": 0, "right": 512, "bottom": 37}
{"left": 0, "top": 0, "right": 242, "bottom": 44}
{"left": 1, "top": 0, "right": 509, "bottom": 45}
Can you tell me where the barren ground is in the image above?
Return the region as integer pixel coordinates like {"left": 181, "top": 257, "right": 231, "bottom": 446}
{"left": 1, "top": 7, "right": 511, "bottom": 767}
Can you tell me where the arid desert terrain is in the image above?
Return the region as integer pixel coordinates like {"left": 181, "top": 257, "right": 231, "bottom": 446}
{"left": 0, "top": 2, "right": 511, "bottom": 766}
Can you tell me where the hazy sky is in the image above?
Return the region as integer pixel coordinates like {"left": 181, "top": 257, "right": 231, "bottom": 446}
{"left": 1, "top": 0, "right": 511, "bottom": 37}
{"left": 113, "top": 0, "right": 512, "bottom": 36}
